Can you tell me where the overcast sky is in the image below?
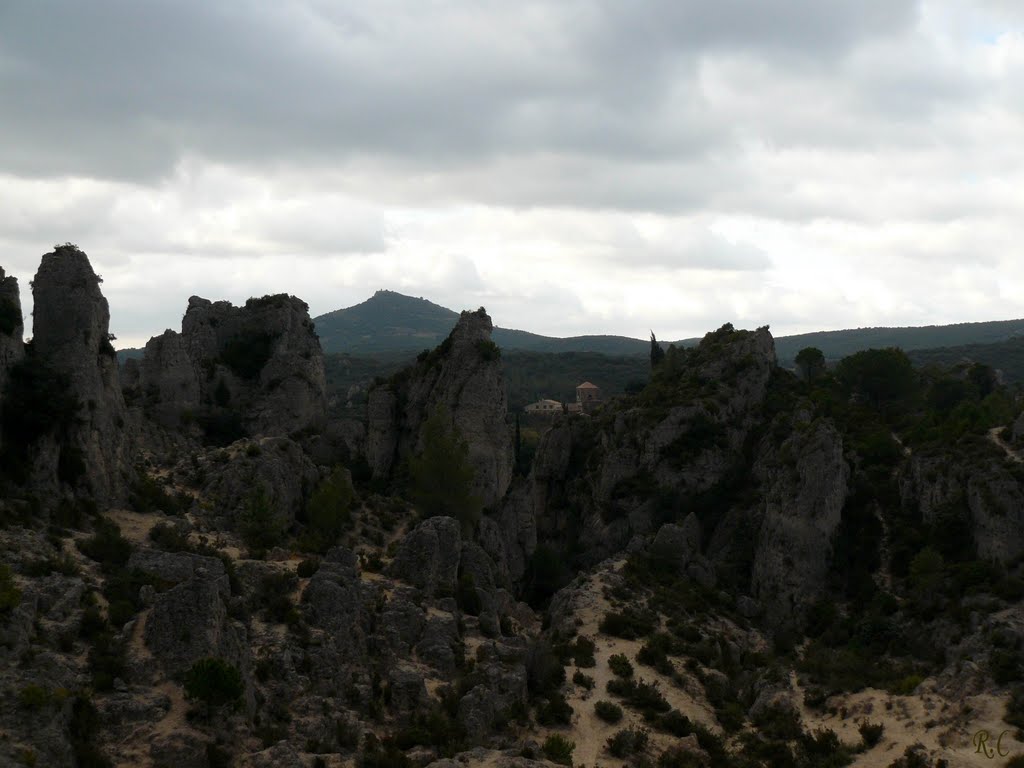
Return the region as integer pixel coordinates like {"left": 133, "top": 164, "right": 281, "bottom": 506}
{"left": 1, "top": 1, "right": 1022, "bottom": 347}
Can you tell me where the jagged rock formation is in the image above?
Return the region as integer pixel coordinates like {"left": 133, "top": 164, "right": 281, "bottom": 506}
{"left": 0, "top": 266, "right": 24, "bottom": 398}
{"left": 28, "top": 245, "right": 132, "bottom": 504}
{"left": 367, "top": 308, "right": 514, "bottom": 507}
{"left": 128, "top": 293, "right": 326, "bottom": 440}
{"left": 520, "top": 325, "right": 778, "bottom": 568}
{"left": 749, "top": 416, "right": 849, "bottom": 629}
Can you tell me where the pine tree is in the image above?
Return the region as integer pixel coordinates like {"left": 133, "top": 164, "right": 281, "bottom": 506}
{"left": 650, "top": 331, "right": 665, "bottom": 368}
{"left": 409, "top": 404, "right": 481, "bottom": 532}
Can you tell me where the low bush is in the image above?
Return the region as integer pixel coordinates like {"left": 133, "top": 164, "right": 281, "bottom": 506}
{"left": 184, "top": 657, "right": 244, "bottom": 710}
{"left": 608, "top": 652, "right": 634, "bottom": 678}
{"left": 536, "top": 691, "right": 573, "bottom": 726}
{"left": 572, "top": 635, "right": 597, "bottom": 667}
{"left": 599, "top": 607, "right": 657, "bottom": 639}
{"left": 572, "top": 670, "right": 594, "bottom": 690}
{"left": 594, "top": 699, "right": 623, "bottom": 723}
{"left": 77, "top": 519, "right": 132, "bottom": 572}
{"left": 860, "top": 720, "right": 885, "bottom": 747}
{"left": 542, "top": 734, "right": 575, "bottom": 766}
{"left": 607, "top": 727, "right": 648, "bottom": 758}
{"left": 0, "top": 564, "right": 21, "bottom": 612}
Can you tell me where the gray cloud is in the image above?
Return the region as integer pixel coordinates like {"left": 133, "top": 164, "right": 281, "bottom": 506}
{"left": 1, "top": 1, "right": 1024, "bottom": 345}
{"left": 0, "top": 0, "right": 919, "bottom": 192}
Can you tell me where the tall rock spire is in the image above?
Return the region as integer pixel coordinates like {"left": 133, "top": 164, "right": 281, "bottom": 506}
{"left": 31, "top": 244, "right": 131, "bottom": 503}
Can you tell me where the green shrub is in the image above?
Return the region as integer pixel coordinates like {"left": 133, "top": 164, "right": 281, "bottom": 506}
{"left": 860, "top": 720, "right": 885, "bottom": 747}
{"left": 77, "top": 519, "right": 132, "bottom": 572}
{"left": 408, "top": 405, "right": 481, "bottom": 533}
{"left": 572, "top": 635, "right": 597, "bottom": 667}
{"left": 655, "top": 709, "right": 694, "bottom": 737}
{"left": 18, "top": 684, "right": 51, "bottom": 709}
{"left": 302, "top": 466, "right": 354, "bottom": 553}
{"left": 87, "top": 631, "right": 125, "bottom": 692}
{"left": 595, "top": 699, "right": 623, "bottom": 723}
{"left": 750, "top": 704, "right": 802, "bottom": 742}
{"left": 256, "top": 572, "right": 299, "bottom": 625}
{"left": 297, "top": 558, "right": 320, "bottom": 578}
{"left": 599, "top": 607, "right": 657, "bottom": 639}
{"left": 890, "top": 674, "right": 924, "bottom": 696}
{"left": 607, "top": 727, "right": 648, "bottom": 758}
{"left": 238, "top": 486, "right": 288, "bottom": 555}
{"left": 0, "top": 564, "right": 21, "bottom": 612}
{"left": 69, "top": 695, "right": 110, "bottom": 768}
{"left": 542, "top": 734, "right": 575, "bottom": 766}
{"left": 536, "top": 691, "right": 573, "bottom": 726}
{"left": 608, "top": 652, "right": 634, "bottom": 678}
{"left": 184, "top": 658, "right": 244, "bottom": 709}
{"left": 129, "top": 472, "right": 187, "bottom": 515}
{"left": 606, "top": 678, "right": 671, "bottom": 717}
{"left": 572, "top": 670, "right": 594, "bottom": 690}
{"left": 149, "top": 522, "right": 192, "bottom": 552}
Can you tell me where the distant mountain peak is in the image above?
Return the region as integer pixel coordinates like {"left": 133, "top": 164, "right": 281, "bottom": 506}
{"left": 312, "top": 290, "right": 649, "bottom": 356}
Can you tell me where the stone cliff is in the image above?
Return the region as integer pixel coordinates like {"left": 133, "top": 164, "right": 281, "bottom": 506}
{"left": 367, "top": 308, "right": 514, "bottom": 508}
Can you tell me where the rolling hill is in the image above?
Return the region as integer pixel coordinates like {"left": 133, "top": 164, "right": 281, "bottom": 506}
{"left": 312, "top": 290, "right": 651, "bottom": 356}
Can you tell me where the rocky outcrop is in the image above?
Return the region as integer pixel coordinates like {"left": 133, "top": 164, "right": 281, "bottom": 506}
{"left": 901, "top": 444, "right": 1024, "bottom": 564}
{"left": 138, "top": 329, "right": 200, "bottom": 429}
{"left": 367, "top": 309, "right": 514, "bottom": 507}
{"left": 199, "top": 436, "right": 319, "bottom": 533}
{"left": 750, "top": 417, "right": 849, "bottom": 629}
{"left": 144, "top": 569, "right": 249, "bottom": 677}
{"left": 0, "top": 266, "right": 24, "bottom": 398}
{"left": 130, "top": 293, "right": 326, "bottom": 441}
{"left": 29, "top": 245, "right": 132, "bottom": 504}
{"left": 388, "top": 516, "right": 462, "bottom": 598}
{"left": 524, "top": 324, "right": 778, "bottom": 567}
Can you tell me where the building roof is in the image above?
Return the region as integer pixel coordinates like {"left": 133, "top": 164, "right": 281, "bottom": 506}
{"left": 576, "top": 381, "right": 599, "bottom": 389}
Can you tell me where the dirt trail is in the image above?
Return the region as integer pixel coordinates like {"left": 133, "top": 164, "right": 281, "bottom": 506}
{"left": 550, "top": 563, "right": 719, "bottom": 767}
{"left": 989, "top": 426, "right": 1024, "bottom": 464}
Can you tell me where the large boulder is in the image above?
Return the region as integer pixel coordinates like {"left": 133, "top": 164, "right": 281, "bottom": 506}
{"left": 144, "top": 572, "right": 248, "bottom": 677}
{"left": 387, "top": 516, "right": 462, "bottom": 598}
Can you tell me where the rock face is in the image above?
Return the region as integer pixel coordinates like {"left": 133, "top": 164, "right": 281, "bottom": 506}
{"left": 367, "top": 309, "right": 514, "bottom": 507}
{"left": 200, "top": 436, "right": 320, "bottom": 533}
{"left": 30, "top": 245, "right": 131, "bottom": 504}
{"left": 750, "top": 417, "right": 849, "bottom": 629}
{"left": 525, "top": 324, "right": 778, "bottom": 567}
{"left": 0, "top": 266, "right": 24, "bottom": 398}
{"left": 137, "top": 329, "right": 201, "bottom": 429}
{"left": 144, "top": 567, "right": 249, "bottom": 678}
{"left": 901, "top": 445, "right": 1024, "bottom": 564}
{"left": 130, "top": 293, "right": 326, "bottom": 440}
{"left": 388, "top": 516, "right": 462, "bottom": 598}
